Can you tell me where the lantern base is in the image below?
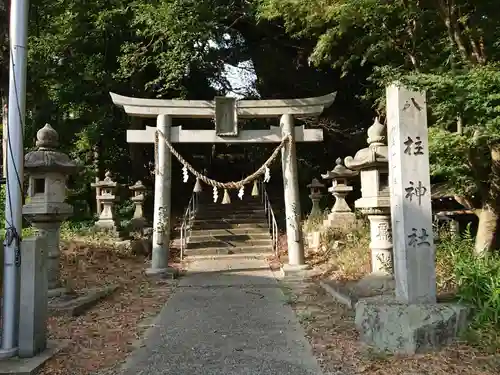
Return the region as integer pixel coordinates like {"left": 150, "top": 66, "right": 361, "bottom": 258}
{"left": 323, "top": 211, "right": 356, "bottom": 229}
{"left": 145, "top": 266, "right": 179, "bottom": 279}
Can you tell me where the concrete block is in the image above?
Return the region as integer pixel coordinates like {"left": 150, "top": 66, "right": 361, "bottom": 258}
{"left": 280, "top": 264, "right": 310, "bottom": 279}
{"left": 145, "top": 266, "right": 179, "bottom": 280}
{"left": 319, "top": 280, "right": 356, "bottom": 309}
{"left": 0, "top": 340, "right": 67, "bottom": 375}
{"left": 18, "top": 237, "right": 48, "bottom": 358}
{"left": 353, "top": 272, "right": 395, "bottom": 297}
{"left": 320, "top": 273, "right": 395, "bottom": 310}
{"left": 355, "top": 295, "right": 469, "bottom": 354}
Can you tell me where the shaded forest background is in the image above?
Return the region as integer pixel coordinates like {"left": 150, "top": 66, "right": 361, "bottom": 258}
{"left": 1, "top": 0, "right": 500, "bottom": 253}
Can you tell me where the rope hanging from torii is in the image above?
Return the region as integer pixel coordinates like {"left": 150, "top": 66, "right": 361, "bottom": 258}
{"left": 154, "top": 129, "right": 291, "bottom": 203}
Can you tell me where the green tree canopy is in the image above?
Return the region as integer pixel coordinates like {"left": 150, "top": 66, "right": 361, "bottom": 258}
{"left": 258, "top": 0, "right": 500, "bottom": 252}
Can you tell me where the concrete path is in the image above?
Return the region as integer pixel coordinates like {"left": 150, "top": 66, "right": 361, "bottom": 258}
{"left": 120, "top": 257, "right": 323, "bottom": 375}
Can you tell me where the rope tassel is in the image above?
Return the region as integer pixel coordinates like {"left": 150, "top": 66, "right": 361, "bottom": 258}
{"left": 238, "top": 185, "right": 244, "bottom": 200}
{"left": 264, "top": 165, "right": 271, "bottom": 183}
{"left": 193, "top": 178, "right": 202, "bottom": 193}
{"left": 213, "top": 186, "right": 218, "bottom": 203}
{"left": 222, "top": 189, "right": 231, "bottom": 204}
{"left": 251, "top": 180, "right": 259, "bottom": 197}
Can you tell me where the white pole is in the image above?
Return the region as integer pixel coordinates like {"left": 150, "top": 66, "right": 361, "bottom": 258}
{"left": 148, "top": 114, "right": 171, "bottom": 275}
{"left": 0, "top": 0, "right": 29, "bottom": 359}
{"left": 280, "top": 114, "right": 305, "bottom": 266}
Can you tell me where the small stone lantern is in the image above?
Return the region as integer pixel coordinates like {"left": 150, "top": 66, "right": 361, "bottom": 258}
{"left": 344, "top": 118, "right": 392, "bottom": 275}
{"left": 91, "top": 171, "right": 119, "bottom": 230}
{"left": 129, "top": 180, "right": 147, "bottom": 228}
{"left": 307, "top": 178, "right": 324, "bottom": 217}
{"left": 321, "top": 158, "right": 359, "bottom": 228}
{"left": 23, "top": 124, "right": 79, "bottom": 291}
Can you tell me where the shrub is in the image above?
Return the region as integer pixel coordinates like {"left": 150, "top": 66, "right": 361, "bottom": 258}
{"left": 435, "top": 230, "right": 500, "bottom": 349}
{"left": 454, "top": 253, "right": 500, "bottom": 328}
{"left": 303, "top": 209, "right": 327, "bottom": 233}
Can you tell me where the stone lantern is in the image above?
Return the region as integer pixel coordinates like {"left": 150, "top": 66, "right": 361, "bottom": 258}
{"left": 321, "top": 157, "right": 359, "bottom": 228}
{"left": 91, "top": 171, "right": 118, "bottom": 230}
{"left": 23, "top": 124, "right": 79, "bottom": 291}
{"left": 344, "top": 118, "right": 392, "bottom": 275}
{"left": 129, "top": 180, "right": 147, "bottom": 228}
{"left": 306, "top": 178, "right": 324, "bottom": 217}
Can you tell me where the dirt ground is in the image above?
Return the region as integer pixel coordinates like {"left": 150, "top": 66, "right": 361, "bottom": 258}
{"left": 27, "top": 227, "right": 500, "bottom": 374}
{"left": 283, "top": 279, "right": 500, "bottom": 375}
{"left": 38, "top": 240, "right": 180, "bottom": 375}
{"left": 269, "top": 229, "right": 500, "bottom": 375}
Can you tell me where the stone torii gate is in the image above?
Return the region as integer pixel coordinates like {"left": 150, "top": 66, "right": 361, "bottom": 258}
{"left": 110, "top": 92, "right": 336, "bottom": 275}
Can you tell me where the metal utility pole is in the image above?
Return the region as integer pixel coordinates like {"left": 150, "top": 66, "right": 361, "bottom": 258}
{"left": 0, "top": 0, "right": 29, "bottom": 359}
{"left": 2, "top": 103, "right": 7, "bottom": 177}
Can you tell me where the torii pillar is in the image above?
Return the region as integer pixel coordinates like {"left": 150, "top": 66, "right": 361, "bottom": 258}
{"left": 110, "top": 92, "right": 336, "bottom": 276}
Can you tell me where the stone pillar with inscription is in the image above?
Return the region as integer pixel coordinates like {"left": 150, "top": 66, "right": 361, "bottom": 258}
{"left": 345, "top": 118, "right": 393, "bottom": 275}
{"left": 321, "top": 158, "right": 359, "bottom": 228}
{"left": 352, "top": 85, "right": 468, "bottom": 355}
{"left": 386, "top": 84, "right": 437, "bottom": 304}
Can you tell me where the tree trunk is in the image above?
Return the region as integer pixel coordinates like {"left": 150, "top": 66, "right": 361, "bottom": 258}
{"left": 474, "top": 143, "right": 500, "bottom": 254}
{"left": 456, "top": 114, "right": 463, "bottom": 134}
{"left": 474, "top": 205, "right": 498, "bottom": 255}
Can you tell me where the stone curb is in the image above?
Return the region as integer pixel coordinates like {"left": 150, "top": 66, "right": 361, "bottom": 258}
{"left": 0, "top": 340, "right": 69, "bottom": 375}
{"left": 49, "top": 285, "right": 119, "bottom": 317}
{"left": 319, "top": 280, "right": 356, "bottom": 309}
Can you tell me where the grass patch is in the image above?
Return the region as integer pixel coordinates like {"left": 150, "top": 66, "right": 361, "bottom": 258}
{"left": 307, "top": 221, "right": 371, "bottom": 281}
{"left": 303, "top": 210, "right": 328, "bottom": 233}
{"left": 308, "top": 219, "right": 500, "bottom": 351}
{"left": 279, "top": 284, "right": 298, "bottom": 305}
{"left": 297, "top": 311, "right": 315, "bottom": 322}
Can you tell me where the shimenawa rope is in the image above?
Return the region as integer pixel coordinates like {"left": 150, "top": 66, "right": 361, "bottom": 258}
{"left": 154, "top": 130, "right": 290, "bottom": 190}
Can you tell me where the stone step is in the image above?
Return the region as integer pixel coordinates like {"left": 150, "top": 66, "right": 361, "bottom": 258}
{"left": 187, "top": 238, "right": 272, "bottom": 250}
{"left": 196, "top": 211, "right": 266, "bottom": 219}
{"left": 184, "top": 253, "right": 271, "bottom": 260}
{"left": 190, "top": 228, "right": 270, "bottom": 237}
{"left": 191, "top": 222, "right": 268, "bottom": 230}
{"left": 188, "top": 232, "right": 271, "bottom": 242}
{"left": 198, "top": 206, "right": 264, "bottom": 215}
{"left": 200, "top": 202, "right": 264, "bottom": 209}
{"left": 183, "top": 245, "right": 273, "bottom": 257}
{"left": 193, "top": 217, "right": 266, "bottom": 225}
